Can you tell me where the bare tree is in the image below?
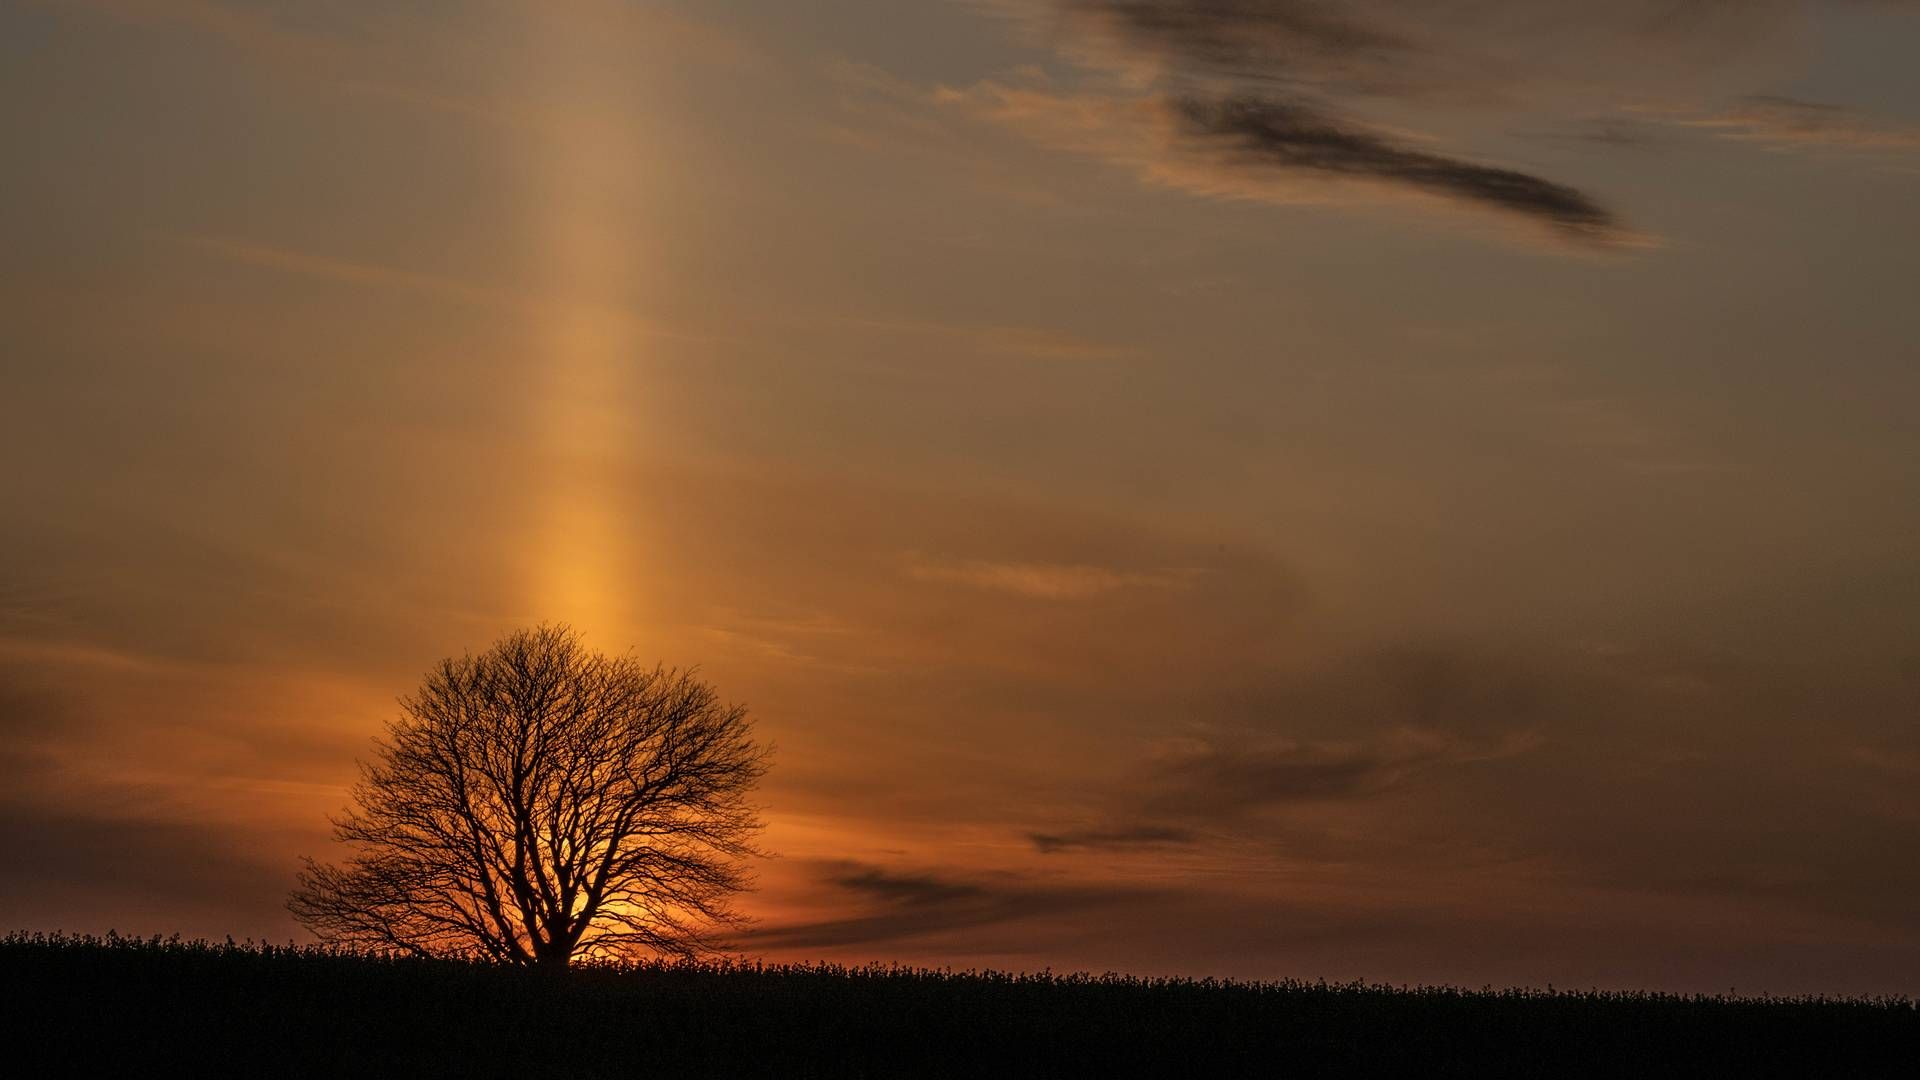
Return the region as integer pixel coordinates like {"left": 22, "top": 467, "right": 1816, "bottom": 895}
{"left": 290, "top": 624, "right": 768, "bottom": 968}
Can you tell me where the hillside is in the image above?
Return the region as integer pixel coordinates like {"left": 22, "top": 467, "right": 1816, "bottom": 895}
{"left": 4, "top": 933, "right": 1913, "bottom": 1077}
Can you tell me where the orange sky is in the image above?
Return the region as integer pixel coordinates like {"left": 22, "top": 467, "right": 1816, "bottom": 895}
{"left": 3, "top": 0, "right": 1919, "bottom": 995}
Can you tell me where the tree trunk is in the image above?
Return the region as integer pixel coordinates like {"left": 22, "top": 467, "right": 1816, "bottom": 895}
{"left": 531, "top": 942, "right": 571, "bottom": 972}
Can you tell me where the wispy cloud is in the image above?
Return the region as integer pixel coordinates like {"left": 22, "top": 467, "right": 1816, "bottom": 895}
{"left": 52, "top": 0, "right": 342, "bottom": 68}
{"left": 51, "top": 0, "right": 767, "bottom": 135}
{"left": 1048, "top": 0, "right": 1792, "bottom": 102}
{"left": 1017, "top": 644, "right": 1564, "bottom": 849}
{"left": 179, "top": 235, "right": 506, "bottom": 308}
{"left": 1029, "top": 825, "right": 1198, "bottom": 853}
{"left": 1454, "top": 361, "right": 1743, "bottom": 476}
{"left": 1669, "top": 95, "right": 1920, "bottom": 154}
{"left": 1143, "top": 726, "right": 1542, "bottom": 819}
{"left": 906, "top": 557, "right": 1199, "bottom": 600}
{"left": 738, "top": 860, "right": 1152, "bottom": 951}
{"left": 831, "top": 315, "right": 1143, "bottom": 362}
{"left": 177, "top": 234, "right": 725, "bottom": 344}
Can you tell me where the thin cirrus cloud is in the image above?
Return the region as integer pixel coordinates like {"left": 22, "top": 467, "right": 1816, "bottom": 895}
{"left": 1669, "top": 94, "right": 1920, "bottom": 153}
{"left": 176, "top": 233, "right": 734, "bottom": 347}
{"left": 178, "top": 234, "right": 507, "bottom": 309}
{"left": 905, "top": 556, "right": 1200, "bottom": 600}
{"left": 1028, "top": 825, "right": 1198, "bottom": 854}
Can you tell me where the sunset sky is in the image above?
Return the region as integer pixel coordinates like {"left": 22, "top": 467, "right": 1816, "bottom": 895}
{"left": 4, "top": 0, "right": 1919, "bottom": 995}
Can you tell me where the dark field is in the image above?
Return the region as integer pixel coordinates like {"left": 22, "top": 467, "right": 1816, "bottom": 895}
{"left": 4, "top": 933, "right": 1914, "bottom": 1077}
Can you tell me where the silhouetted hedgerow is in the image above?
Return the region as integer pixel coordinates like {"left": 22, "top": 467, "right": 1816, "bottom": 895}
{"left": 2, "top": 931, "right": 1914, "bottom": 1077}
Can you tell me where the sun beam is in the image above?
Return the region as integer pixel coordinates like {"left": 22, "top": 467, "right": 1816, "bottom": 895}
{"left": 523, "top": 1, "right": 653, "bottom": 644}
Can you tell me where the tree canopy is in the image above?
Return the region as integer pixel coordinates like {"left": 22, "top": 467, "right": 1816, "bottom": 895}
{"left": 290, "top": 624, "right": 767, "bottom": 967}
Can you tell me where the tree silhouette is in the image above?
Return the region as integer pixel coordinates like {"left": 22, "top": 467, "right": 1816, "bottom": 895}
{"left": 290, "top": 624, "right": 767, "bottom": 968}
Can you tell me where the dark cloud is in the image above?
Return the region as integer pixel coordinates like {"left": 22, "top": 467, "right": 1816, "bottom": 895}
{"left": 1029, "top": 825, "right": 1198, "bottom": 853}
{"left": 1022, "top": 644, "right": 1562, "bottom": 847}
{"left": 1146, "top": 732, "right": 1446, "bottom": 817}
{"left": 826, "top": 864, "right": 991, "bottom": 907}
{"left": 1065, "top": 0, "right": 1788, "bottom": 95}
{"left": 1172, "top": 95, "right": 1621, "bottom": 241}
{"left": 1088, "top": 0, "right": 1414, "bottom": 80}
{"left": 1014, "top": 646, "right": 1561, "bottom": 849}
{"left": 1328, "top": 645, "right": 1559, "bottom": 737}
{"left": 1067, "top": 0, "right": 1428, "bottom": 94}
{"left": 0, "top": 800, "right": 297, "bottom": 939}
{"left": 739, "top": 861, "right": 1152, "bottom": 951}
{"left": 1024, "top": 0, "right": 1831, "bottom": 241}
{"left": 1188, "top": 643, "right": 1575, "bottom": 746}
